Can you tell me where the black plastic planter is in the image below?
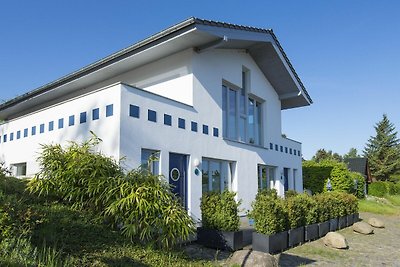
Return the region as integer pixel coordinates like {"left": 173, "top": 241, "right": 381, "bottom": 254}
{"left": 353, "top": 213, "right": 360, "bottom": 223}
{"left": 318, "top": 221, "right": 330, "bottom": 237}
{"left": 288, "top": 226, "right": 304, "bottom": 247}
{"left": 252, "top": 231, "right": 288, "bottom": 254}
{"left": 329, "top": 218, "right": 338, "bottom": 231}
{"left": 347, "top": 214, "right": 354, "bottom": 226}
{"left": 305, "top": 223, "right": 319, "bottom": 241}
{"left": 338, "top": 216, "right": 347, "bottom": 229}
{"left": 197, "top": 227, "right": 244, "bottom": 251}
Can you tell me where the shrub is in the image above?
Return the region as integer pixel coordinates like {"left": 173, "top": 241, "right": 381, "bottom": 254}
{"left": 302, "top": 161, "right": 334, "bottom": 194}
{"left": 200, "top": 190, "right": 240, "bottom": 232}
{"left": 285, "top": 190, "right": 298, "bottom": 198}
{"left": 28, "top": 135, "right": 195, "bottom": 249}
{"left": 248, "top": 189, "right": 288, "bottom": 235}
{"left": 0, "top": 161, "right": 11, "bottom": 179}
{"left": 349, "top": 172, "right": 366, "bottom": 198}
{"left": 304, "top": 195, "right": 318, "bottom": 225}
{"left": 285, "top": 194, "right": 309, "bottom": 229}
{"left": 327, "top": 163, "right": 354, "bottom": 193}
{"left": 368, "top": 181, "right": 387, "bottom": 197}
{"left": 314, "top": 193, "right": 333, "bottom": 222}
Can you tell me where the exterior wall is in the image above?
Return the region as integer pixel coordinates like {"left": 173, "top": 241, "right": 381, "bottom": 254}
{"left": 0, "top": 84, "right": 122, "bottom": 177}
{"left": 0, "top": 48, "right": 304, "bottom": 222}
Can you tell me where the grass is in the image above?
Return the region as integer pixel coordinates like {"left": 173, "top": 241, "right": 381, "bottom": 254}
{"left": 358, "top": 194, "right": 400, "bottom": 215}
{"left": 286, "top": 242, "right": 342, "bottom": 260}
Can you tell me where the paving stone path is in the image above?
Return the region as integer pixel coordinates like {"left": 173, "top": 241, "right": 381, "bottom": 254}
{"left": 279, "top": 212, "right": 400, "bottom": 266}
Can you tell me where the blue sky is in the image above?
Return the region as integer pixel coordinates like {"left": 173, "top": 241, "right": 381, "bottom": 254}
{"left": 1, "top": 1, "right": 399, "bottom": 159}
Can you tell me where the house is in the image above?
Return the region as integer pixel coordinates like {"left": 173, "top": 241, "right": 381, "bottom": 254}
{"left": 0, "top": 18, "right": 312, "bottom": 220}
{"left": 346, "top": 157, "right": 372, "bottom": 195}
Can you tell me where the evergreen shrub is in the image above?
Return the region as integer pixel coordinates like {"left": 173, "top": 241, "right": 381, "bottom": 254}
{"left": 200, "top": 190, "right": 240, "bottom": 232}
{"left": 368, "top": 181, "right": 388, "bottom": 197}
{"left": 248, "top": 189, "right": 288, "bottom": 235}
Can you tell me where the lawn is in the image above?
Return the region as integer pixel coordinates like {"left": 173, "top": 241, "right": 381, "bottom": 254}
{"left": 358, "top": 194, "right": 400, "bottom": 215}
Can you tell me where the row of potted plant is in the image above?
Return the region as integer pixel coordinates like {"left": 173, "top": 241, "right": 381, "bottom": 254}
{"left": 197, "top": 189, "right": 359, "bottom": 253}
{"left": 249, "top": 190, "right": 359, "bottom": 254}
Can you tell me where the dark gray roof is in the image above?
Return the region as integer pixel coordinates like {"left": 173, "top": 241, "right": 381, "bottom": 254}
{"left": 346, "top": 157, "right": 368, "bottom": 175}
{"left": 0, "top": 17, "right": 312, "bottom": 112}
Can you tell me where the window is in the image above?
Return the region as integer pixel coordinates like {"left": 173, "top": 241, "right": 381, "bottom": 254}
{"left": 285, "top": 147, "right": 288, "bottom": 153}
{"left": 80, "top": 112, "right": 87, "bottom": 124}
{"left": 23, "top": 128, "right": 28, "bottom": 138}
{"left": 258, "top": 165, "right": 276, "bottom": 190}
{"left": 213, "top": 127, "right": 219, "bottom": 137}
{"left": 280, "top": 146, "right": 283, "bottom": 152}
{"left": 178, "top": 118, "right": 185, "bottom": 129}
{"left": 92, "top": 108, "right": 100, "bottom": 120}
{"left": 191, "top": 121, "right": 198, "bottom": 132}
{"left": 202, "top": 124, "right": 208, "bottom": 135}
{"left": 294, "top": 150, "right": 297, "bottom": 156}
{"left": 49, "top": 121, "right": 54, "bottom": 131}
{"left": 10, "top": 133, "right": 14, "bottom": 141}
{"left": 3, "top": 134, "right": 7, "bottom": 142}
{"left": 106, "top": 104, "right": 113, "bottom": 117}
{"left": 141, "top": 149, "right": 160, "bottom": 175}
{"left": 164, "top": 114, "right": 172, "bottom": 126}
{"left": 40, "top": 124, "right": 45, "bottom": 133}
{"left": 58, "top": 118, "right": 64, "bottom": 129}
{"left": 222, "top": 72, "right": 263, "bottom": 145}
{"left": 289, "top": 148, "right": 293, "bottom": 155}
{"left": 11, "top": 163, "right": 27, "bottom": 177}
{"left": 31, "top": 126, "right": 36, "bottom": 136}
{"left": 269, "top": 143, "right": 273, "bottom": 149}
{"left": 69, "top": 115, "right": 75, "bottom": 126}
{"left": 275, "top": 144, "right": 278, "bottom": 151}
{"left": 129, "top": 105, "right": 139, "bottom": 118}
{"left": 202, "top": 158, "right": 234, "bottom": 193}
{"left": 148, "top": 109, "right": 157, "bottom": 122}
{"left": 298, "top": 150, "right": 301, "bottom": 157}
{"left": 17, "top": 131, "right": 21, "bottom": 139}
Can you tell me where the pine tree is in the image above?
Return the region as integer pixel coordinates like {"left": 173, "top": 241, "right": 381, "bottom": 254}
{"left": 363, "top": 114, "right": 400, "bottom": 180}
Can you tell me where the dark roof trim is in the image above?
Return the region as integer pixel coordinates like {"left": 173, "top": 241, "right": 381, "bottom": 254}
{"left": 0, "top": 17, "right": 312, "bottom": 112}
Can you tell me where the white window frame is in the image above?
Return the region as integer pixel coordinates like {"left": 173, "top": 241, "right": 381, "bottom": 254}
{"left": 141, "top": 149, "right": 160, "bottom": 175}
{"left": 202, "top": 158, "right": 234, "bottom": 193}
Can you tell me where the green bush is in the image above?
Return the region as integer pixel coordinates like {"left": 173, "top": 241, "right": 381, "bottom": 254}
{"left": 314, "top": 193, "right": 335, "bottom": 222}
{"left": 326, "top": 164, "right": 354, "bottom": 193}
{"left": 248, "top": 189, "right": 288, "bottom": 235}
{"left": 302, "top": 161, "right": 334, "bottom": 194}
{"left": 368, "top": 181, "right": 388, "bottom": 197}
{"left": 200, "top": 190, "right": 240, "bottom": 232}
{"left": 349, "top": 172, "right": 366, "bottom": 198}
{"left": 285, "top": 190, "right": 298, "bottom": 198}
{"left": 304, "top": 195, "right": 318, "bottom": 225}
{"left": 285, "top": 194, "right": 309, "bottom": 229}
{"left": 0, "top": 162, "right": 11, "bottom": 179}
{"left": 27, "top": 135, "right": 195, "bottom": 249}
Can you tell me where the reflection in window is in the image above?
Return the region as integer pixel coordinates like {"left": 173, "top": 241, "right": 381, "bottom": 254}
{"left": 202, "top": 158, "right": 233, "bottom": 193}
{"left": 141, "top": 149, "right": 160, "bottom": 175}
{"left": 258, "top": 164, "right": 276, "bottom": 190}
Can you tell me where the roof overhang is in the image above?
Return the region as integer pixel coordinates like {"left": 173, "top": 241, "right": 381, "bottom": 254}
{"left": 0, "top": 17, "right": 312, "bottom": 120}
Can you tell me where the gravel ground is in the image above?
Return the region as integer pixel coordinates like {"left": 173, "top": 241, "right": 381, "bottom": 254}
{"left": 279, "top": 212, "right": 400, "bottom": 266}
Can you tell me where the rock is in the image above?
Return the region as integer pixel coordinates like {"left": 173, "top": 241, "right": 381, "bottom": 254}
{"left": 228, "top": 249, "right": 278, "bottom": 267}
{"left": 323, "top": 232, "right": 348, "bottom": 249}
{"left": 353, "top": 222, "right": 374, "bottom": 234}
{"left": 368, "top": 217, "right": 385, "bottom": 228}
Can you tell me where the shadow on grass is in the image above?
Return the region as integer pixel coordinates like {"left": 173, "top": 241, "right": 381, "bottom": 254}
{"left": 100, "top": 256, "right": 150, "bottom": 267}
{"left": 279, "top": 253, "right": 316, "bottom": 266}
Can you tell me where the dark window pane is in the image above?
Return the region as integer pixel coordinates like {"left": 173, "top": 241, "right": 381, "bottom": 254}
{"left": 213, "top": 127, "right": 219, "bottom": 137}
{"left": 270, "top": 143, "right": 273, "bottom": 149}
{"left": 106, "top": 104, "right": 113, "bottom": 117}
{"left": 178, "top": 118, "right": 185, "bottom": 129}
{"left": 129, "top": 105, "right": 139, "bottom": 118}
{"left": 203, "top": 124, "right": 209, "bottom": 135}
{"left": 31, "top": 126, "right": 36, "bottom": 136}
{"left": 148, "top": 109, "right": 157, "bottom": 122}
{"left": 69, "top": 115, "right": 75, "bottom": 126}
{"left": 17, "top": 131, "right": 21, "bottom": 139}
{"left": 92, "top": 108, "right": 100, "bottom": 120}
{"left": 164, "top": 114, "right": 171, "bottom": 126}
{"left": 49, "top": 121, "right": 54, "bottom": 131}
{"left": 80, "top": 112, "right": 87, "bottom": 124}
{"left": 191, "top": 121, "right": 198, "bottom": 132}
{"left": 58, "top": 118, "right": 64, "bottom": 129}
{"left": 10, "top": 133, "right": 14, "bottom": 141}
{"left": 40, "top": 124, "right": 45, "bottom": 133}
{"left": 24, "top": 128, "right": 28, "bottom": 137}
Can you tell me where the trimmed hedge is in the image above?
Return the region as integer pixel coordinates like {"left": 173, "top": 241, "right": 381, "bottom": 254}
{"left": 200, "top": 190, "right": 240, "bottom": 232}
{"left": 249, "top": 190, "right": 358, "bottom": 234}
{"left": 302, "top": 161, "right": 334, "bottom": 194}
{"left": 368, "top": 181, "right": 400, "bottom": 197}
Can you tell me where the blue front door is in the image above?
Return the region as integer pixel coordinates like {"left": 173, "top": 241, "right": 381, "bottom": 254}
{"left": 169, "top": 153, "right": 188, "bottom": 209}
{"left": 284, "top": 168, "right": 289, "bottom": 192}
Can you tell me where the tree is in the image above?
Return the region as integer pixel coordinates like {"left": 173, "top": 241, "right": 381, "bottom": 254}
{"left": 343, "top": 148, "right": 359, "bottom": 161}
{"left": 363, "top": 114, "right": 400, "bottom": 181}
{"left": 312, "top": 148, "right": 342, "bottom": 163}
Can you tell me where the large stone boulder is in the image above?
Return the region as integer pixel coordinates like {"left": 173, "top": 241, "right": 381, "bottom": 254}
{"left": 323, "top": 232, "right": 348, "bottom": 249}
{"left": 353, "top": 221, "right": 374, "bottom": 234}
{"left": 228, "top": 249, "right": 278, "bottom": 267}
{"left": 367, "top": 217, "right": 385, "bottom": 228}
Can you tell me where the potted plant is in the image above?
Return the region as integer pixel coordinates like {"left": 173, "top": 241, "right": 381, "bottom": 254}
{"left": 304, "top": 195, "right": 319, "bottom": 242}
{"left": 286, "top": 194, "right": 307, "bottom": 247}
{"left": 248, "top": 189, "right": 288, "bottom": 254}
{"left": 335, "top": 192, "right": 348, "bottom": 229}
{"left": 197, "top": 190, "right": 243, "bottom": 251}
{"left": 315, "top": 193, "right": 330, "bottom": 237}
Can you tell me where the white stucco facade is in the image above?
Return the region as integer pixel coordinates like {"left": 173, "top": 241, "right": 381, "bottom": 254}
{"left": 0, "top": 18, "right": 311, "bottom": 221}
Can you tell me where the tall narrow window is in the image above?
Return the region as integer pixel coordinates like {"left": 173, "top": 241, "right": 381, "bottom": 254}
{"left": 258, "top": 165, "right": 276, "bottom": 190}
{"left": 80, "top": 112, "right": 87, "bottom": 124}
{"left": 93, "top": 108, "right": 100, "bottom": 120}
{"left": 68, "top": 115, "right": 74, "bottom": 126}
{"left": 141, "top": 149, "right": 160, "bottom": 175}
{"left": 106, "top": 104, "right": 113, "bottom": 117}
